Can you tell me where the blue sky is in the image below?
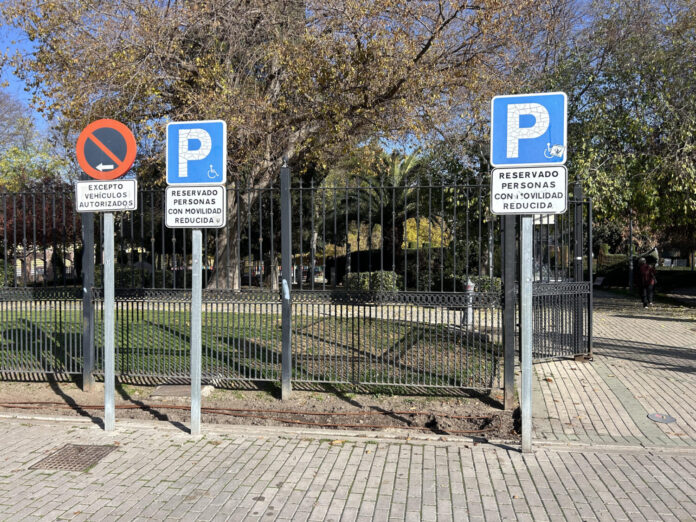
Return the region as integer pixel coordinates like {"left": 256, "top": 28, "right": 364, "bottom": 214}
{"left": 0, "top": 24, "right": 48, "bottom": 131}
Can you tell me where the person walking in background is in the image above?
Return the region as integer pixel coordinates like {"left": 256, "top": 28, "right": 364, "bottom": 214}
{"left": 638, "top": 257, "right": 657, "bottom": 308}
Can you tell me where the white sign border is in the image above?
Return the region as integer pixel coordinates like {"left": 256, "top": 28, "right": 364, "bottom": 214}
{"left": 490, "top": 91, "right": 568, "bottom": 168}
{"left": 165, "top": 184, "right": 227, "bottom": 229}
{"left": 166, "top": 120, "right": 227, "bottom": 186}
{"left": 490, "top": 165, "right": 568, "bottom": 216}
{"left": 75, "top": 179, "right": 138, "bottom": 213}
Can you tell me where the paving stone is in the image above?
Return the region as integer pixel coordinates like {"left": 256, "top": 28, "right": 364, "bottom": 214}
{"left": 533, "top": 292, "right": 696, "bottom": 448}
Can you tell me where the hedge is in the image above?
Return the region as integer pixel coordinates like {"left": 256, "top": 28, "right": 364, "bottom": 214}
{"left": 345, "top": 271, "right": 400, "bottom": 292}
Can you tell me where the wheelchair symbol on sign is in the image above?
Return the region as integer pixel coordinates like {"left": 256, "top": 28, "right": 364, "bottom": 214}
{"left": 544, "top": 143, "right": 565, "bottom": 159}
{"left": 207, "top": 164, "right": 219, "bottom": 179}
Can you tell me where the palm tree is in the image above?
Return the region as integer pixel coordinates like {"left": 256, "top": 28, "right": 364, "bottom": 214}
{"left": 319, "top": 148, "right": 423, "bottom": 285}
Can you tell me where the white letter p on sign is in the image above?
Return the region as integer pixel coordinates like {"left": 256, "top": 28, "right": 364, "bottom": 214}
{"left": 507, "top": 103, "right": 549, "bottom": 158}
{"left": 178, "top": 128, "right": 212, "bottom": 178}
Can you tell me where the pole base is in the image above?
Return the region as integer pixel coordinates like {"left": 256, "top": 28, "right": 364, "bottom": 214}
{"left": 281, "top": 382, "right": 292, "bottom": 401}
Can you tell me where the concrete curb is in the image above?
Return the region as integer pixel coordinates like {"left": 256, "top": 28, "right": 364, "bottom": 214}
{"left": 6, "top": 411, "right": 696, "bottom": 457}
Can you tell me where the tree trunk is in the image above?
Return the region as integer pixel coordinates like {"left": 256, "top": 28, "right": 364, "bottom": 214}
{"left": 207, "top": 189, "right": 241, "bottom": 290}
{"left": 263, "top": 252, "right": 280, "bottom": 291}
{"left": 206, "top": 122, "right": 320, "bottom": 290}
{"left": 306, "top": 230, "right": 318, "bottom": 284}
{"left": 382, "top": 219, "right": 404, "bottom": 273}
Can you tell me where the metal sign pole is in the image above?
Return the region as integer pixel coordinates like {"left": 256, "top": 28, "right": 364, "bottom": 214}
{"left": 103, "top": 212, "right": 115, "bottom": 431}
{"left": 490, "top": 91, "right": 567, "bottom": 454}
{"left": 520, "top": 215, "right": 533, "bottom": 453}
{"left": 280, "top": 165, "right": 292, "bottom": 400}
{"left": 191, "top": 229, "right": 203, "bottom": 436}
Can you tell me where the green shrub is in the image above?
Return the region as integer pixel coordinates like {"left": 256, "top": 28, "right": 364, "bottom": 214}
{"left": 471, "top": 275, "right": 502, "bottom": 293}
{"left": 442, "top": 274, "right": 502, "bottom": 293}
{"left": 93, "top": 265, "right": 201, "bottom": 288}
{"left": 598, "top": 253, "right": 627, "bottom": 268}
{"left": 345, "top": 271, "right": 400, "bottom": 292}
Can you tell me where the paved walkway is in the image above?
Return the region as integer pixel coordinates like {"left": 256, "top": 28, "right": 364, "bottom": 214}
{"left": 663, "top": 287, "right": 696, "bottom": 308}
{"left": 1, "top": 417, "right": 696, "bottom": 521}
{"left": 533, "top": 290, "right": 696, "bottom": 448}
{"left": 2, "top": 289, "right": 696, "bottom": 520}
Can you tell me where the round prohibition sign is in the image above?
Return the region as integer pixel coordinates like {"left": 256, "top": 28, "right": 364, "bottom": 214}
{"left": 76, "top": 119, "right": 137, "bottom": 180}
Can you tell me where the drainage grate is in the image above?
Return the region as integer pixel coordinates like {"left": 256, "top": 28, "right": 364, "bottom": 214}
{"left": 30, "top": 444, "right": 117, "bottom": 472}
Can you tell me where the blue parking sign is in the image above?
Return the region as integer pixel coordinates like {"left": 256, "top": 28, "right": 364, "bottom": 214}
{"left": 490, "top": 92, "right": 567, "bottom": 167}
{"left": 166, "top": 120, "right": 227, "bottom": 184}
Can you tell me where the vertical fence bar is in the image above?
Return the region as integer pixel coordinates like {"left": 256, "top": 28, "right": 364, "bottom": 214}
{"left": 150, "top": 192, "right": 155, "bottom": 288}
{"left": 12, "top": 196, "right": 17, "bottom": 287}
{"left": 280, "top": 165, "right": 292, "bottom": 400}
{"left": 440, "top": 180, "right": 445, "bottom": 291}
{"left": 628, "top": 213, "right": 634, "bottom": 291}
{"left": 573, "top": 184, "right": 584, "bottom": 355}
{"left": 587, "top": 198, "right": 593, "bottom": 357}
{"left": 489, "top": 215, "right": 494, "bottom": 281}
{"left": 258, "top": 188, "right": 263, "bottom": 289}
{"left": 311, "top": 181, "right": 316, "bottom": 290}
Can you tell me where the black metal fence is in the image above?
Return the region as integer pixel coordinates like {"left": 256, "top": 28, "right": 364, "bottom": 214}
{"left": 0, "top": 172, "right": 592, "bottom": 393}
{"left": 0, "top": 191, "right": 84, "bottom": 376}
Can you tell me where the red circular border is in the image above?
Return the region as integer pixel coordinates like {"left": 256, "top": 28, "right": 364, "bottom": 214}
{"left": 76, "top": 119, "right": 137, "bottom": 180}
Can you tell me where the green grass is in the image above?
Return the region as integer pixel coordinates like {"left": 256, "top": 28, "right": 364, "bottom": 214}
{"left": 0, "top": 309, "right": 83, "bottom": 373}
{"left": 0, "top": 306, "right": 503, "bottom": 390}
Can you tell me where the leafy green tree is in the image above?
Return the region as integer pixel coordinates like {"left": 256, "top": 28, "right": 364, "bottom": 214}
{"left": 542, "top": 1, "right": 696, "bottom": 254}
{"left": 0, "top": 91, "right": 69, "bottom": 190}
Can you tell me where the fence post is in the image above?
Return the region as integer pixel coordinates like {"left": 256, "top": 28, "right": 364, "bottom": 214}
{"left": 573, "top": 184, "right": 584, "bottom": 355}
{"left": 587, "top": 198, "right": 593, "bottom": 357}
{"left": 280, "top": 164, "right": 292, "bottom": 400}
{"left": 81, "top": 212, "right": 95, "bottom": 392}
{"left": 503, "top": 215, "right": 516, "bottom": 411}
{"left": 628, "top": 213, "right": 634, "bottom": 291}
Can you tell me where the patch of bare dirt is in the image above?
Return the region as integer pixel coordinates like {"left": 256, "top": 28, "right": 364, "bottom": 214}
{"left": 0, "top": 380, "right": 519, "bottom": 441}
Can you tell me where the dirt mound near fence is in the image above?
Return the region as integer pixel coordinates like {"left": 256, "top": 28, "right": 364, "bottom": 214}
{"left": 0, "top": 380, "right": 519, "bottom": 441}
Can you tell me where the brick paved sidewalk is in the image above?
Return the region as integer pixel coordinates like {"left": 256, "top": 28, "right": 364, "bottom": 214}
{"left": 1, "top": 416, "right": 696, "bottom": 521}
{"left": 533, "top": 290, "right": 696, "bottom": 448}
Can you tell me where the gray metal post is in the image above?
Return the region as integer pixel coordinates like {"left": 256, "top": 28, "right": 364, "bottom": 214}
{"left": 191, "top": 229, "right": 202, "bottom": 435}
{"left": 574, "top": 184, "right": 584, "bottom": 282}
{"left": 280, "top": 165, "right": 292, "bottom": 400}
{"left": 103, "top": 212, "right": 115, "bottom": 432}
{"left": 81, "top": 213, "right": 95, "bottom": 392}
{"left": 520, "top": 216, "right": 533, "bottom": 453}
{"left": 503, "top": 215, "right": 516, "bottom": 411}
{"left": 573, "top": 184, "right": 584, "bottom": 355}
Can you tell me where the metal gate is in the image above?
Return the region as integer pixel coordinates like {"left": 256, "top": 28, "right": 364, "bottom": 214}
{"left": 527, "top": 184, "right": 592, "bottom": 359}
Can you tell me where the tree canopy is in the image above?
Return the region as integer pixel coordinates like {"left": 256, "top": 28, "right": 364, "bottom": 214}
{"left": 3, "top": 0, "right": 564, "bottom": 188}
{"left": 541, "top": 0, "right": 696, "bottom": 248}
{"left": 0, "top": 91, "right": 68, "bottom": 191}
